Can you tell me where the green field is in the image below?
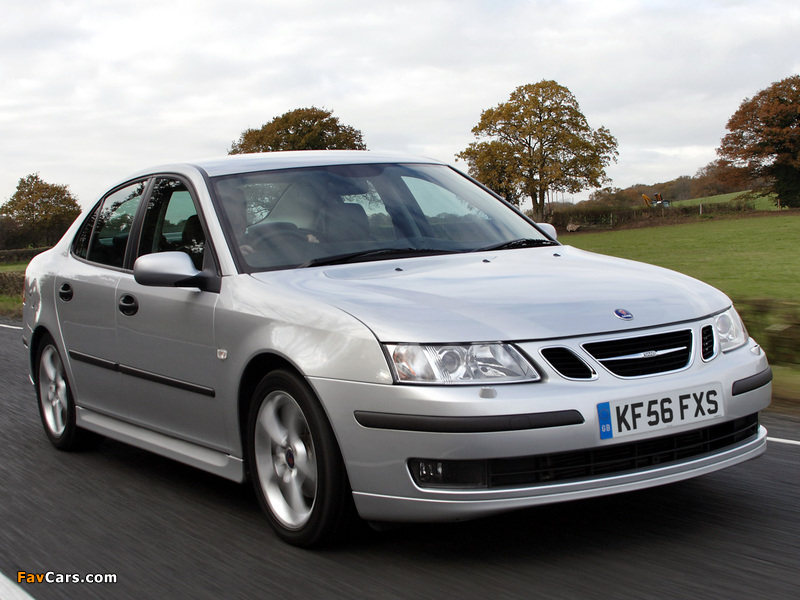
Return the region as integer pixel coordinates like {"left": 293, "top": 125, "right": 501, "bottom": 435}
{"left": 561, "top": 214, "right": 800, "bottom": 303}
{"left": 670, "top": 191, "right": 778, "bottom": 211}
{"left": 0, "top": 295, "right": 21, "bottom": 315}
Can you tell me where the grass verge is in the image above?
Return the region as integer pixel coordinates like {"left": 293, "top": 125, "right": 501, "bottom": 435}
{"left": 0, "top": 263, "right": 26, "bottom": 316}
{"left": 0, "top": 262, "right": 28, "bottom": 273}
{"left": 769, "top": 365, "right": 800, "bottom": 415}
{"left": 0, "top": 295, "right": 23, "bottom": 318}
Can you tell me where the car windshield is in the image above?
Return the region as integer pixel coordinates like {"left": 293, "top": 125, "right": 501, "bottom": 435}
{"left": 211, "top": 163, "right": 553, "bottom": 272}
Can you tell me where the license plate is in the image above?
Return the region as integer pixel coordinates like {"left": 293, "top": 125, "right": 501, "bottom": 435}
{"left": 597, "top": 384, "right": 724, "bottom": 440}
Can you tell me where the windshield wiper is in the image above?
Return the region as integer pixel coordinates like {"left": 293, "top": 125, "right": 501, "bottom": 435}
{"left": 300, "top": 247, "right": 459, "bottom": 268}
{"left": 472, "top": 238, "right": 560, "bottom": 253}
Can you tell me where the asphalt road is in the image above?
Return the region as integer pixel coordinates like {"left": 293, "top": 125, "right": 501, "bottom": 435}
{"left": 1, "top": 317, "right": 799, "bottom": 600}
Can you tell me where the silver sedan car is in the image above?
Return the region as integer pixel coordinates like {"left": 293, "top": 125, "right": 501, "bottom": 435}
{"left": 23, "top": 151, "right": 772, "bottom": 546}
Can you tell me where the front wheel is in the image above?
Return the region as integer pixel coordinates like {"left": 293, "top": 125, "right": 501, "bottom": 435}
{"left": 247, "top": 370, "right": 355, "bottom": 547}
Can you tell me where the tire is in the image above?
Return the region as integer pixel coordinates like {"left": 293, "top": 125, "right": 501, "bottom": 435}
{"left": 247, "top": 370, "right": 355, "bottom": 547}
{"left": 35, "top": 334, "right": 95, "bottom": 450}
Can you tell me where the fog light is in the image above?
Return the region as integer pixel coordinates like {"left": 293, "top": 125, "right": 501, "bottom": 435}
{"left": 409, "top": 459, "right": 488, "bottom": 488}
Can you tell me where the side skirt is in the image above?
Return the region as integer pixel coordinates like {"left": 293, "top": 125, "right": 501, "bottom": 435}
{"left": 76, "top": 407, "right": 245, "bottom": 483}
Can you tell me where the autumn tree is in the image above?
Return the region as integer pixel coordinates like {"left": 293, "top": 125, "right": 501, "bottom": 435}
{"left": 458, "top": 81, "right": 618, "bottom": 219}
{"left": 690, "top": 159, "right": 750, "bottom": 198}
{"left": 660, "top": 176, "right": 693, "bottom": 203}
{"left": 229, "top": 107, "right": 367, "bottom": 154}
{"left": 458, "top": 140, "right": 522, "bottom": 205}
{"left": 718, "top": 75, "right": 800, "bottom": 207}
{"left": 587, "top": 186, "right": 642, "bottom": 208}
{"left": 1, "top": 173, "right": 81, "bottom": 247}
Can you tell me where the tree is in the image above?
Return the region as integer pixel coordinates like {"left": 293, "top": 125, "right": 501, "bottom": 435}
{"left": 690, "top": 159, "right": 750, "bottom": 198}
{"left": 718, "top": 75, "right": 800, "bottom": 207}
{"left": 229, "top": 107, "right": 367, "bottom": 154}
{"left": 458, "top": 81, "right": 618, "bottom": 219}
{"left": 0, "top": 215, "right": 22, "bottom": 250}
{"left": 457, "top": 140, "right": 521, "bottom": 204}
{"left": 660, "top": 175, "right": 692, "bottom": 203}
{"left": 1, "top": 173, "right": 82, "bottom": 247}
{"left": 586, "top": 186, "right": 642, "bottom": 208}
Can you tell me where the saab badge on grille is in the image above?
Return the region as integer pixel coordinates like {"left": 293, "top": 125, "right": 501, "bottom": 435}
{"left": 614, "top": 308, "right": 634, "bottom": 320}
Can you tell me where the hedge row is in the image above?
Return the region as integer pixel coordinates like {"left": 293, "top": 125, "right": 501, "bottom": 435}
{"left": 548, "top": 198, "right": 760, "bottom": 230}
{"left": 0, "top": 272, "right": 25, "bottom": 297}
{"left": 0, "top": 247, "right": 49, "bottom": 264}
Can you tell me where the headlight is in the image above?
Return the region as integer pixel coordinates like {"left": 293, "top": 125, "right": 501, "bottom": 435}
{"left": 715, "top": 307, "right": 748, "bottom": 353}
{"left": 384, "top": 343, "right": 540, "bottom": 385}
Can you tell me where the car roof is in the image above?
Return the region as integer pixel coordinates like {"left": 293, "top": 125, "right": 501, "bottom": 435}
{"left": 133, "top": 150, "right": 446, "bottom": 179}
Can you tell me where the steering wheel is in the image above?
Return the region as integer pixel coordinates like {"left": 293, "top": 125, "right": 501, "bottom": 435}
{"left": 246, "top": 223, "right": 305, "bottom": 250}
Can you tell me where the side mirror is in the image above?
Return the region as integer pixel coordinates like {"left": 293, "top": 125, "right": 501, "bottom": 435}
{"left": 536, "top": 223, "right": 557, "bottom": 240}
{"left": 134, "top": 252, "right": 205, "bottom": 288}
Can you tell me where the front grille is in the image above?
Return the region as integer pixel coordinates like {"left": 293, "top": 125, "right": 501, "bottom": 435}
{"left": 702, "top": 325, "right": 715, "bottom": 360}
{"left": 583, "top": 329, "right": 693, "bottom": 377}
{"left": 541, "top": 347, "right": 596, "bottom": 379}
{"left": 486, "top": 414, "right": 759, "bottom": 488}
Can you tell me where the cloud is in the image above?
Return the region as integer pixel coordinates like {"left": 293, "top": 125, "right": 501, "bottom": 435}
{"left": 1, "top": 0, "right": 799, "bottom": 207}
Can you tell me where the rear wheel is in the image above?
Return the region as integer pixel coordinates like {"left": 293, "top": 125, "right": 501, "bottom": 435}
{"left": 35, "top": 334, "right": 94, "bottom": 450}
{"left": 247, "top": 370, "right": 355, "bottom": 547}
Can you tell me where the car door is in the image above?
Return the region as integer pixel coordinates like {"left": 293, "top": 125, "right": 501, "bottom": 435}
{"left": 113, "top": 176, "right": 228, "bottom": 449}
{"left": 54, "top": 180, "right": 147, "bottom": 417}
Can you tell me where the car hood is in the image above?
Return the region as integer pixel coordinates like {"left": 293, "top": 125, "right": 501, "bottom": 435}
{"left": 252, "top": 246, "right": 731, "bottom": 343}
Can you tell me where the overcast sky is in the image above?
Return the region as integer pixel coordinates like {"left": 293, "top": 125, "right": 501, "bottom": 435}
{"left": 2, "top": 0, "right": 799, "bottom": 208}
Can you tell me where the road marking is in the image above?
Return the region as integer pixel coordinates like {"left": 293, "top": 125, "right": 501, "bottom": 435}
{"left": 0, "top": 573, "right": 36, "bottom": 600}
{"left": 768, "top": 436, "right": 800, "bottom": 447}
{"left": 0, "top": 323, "right": 23, "bottom": 330}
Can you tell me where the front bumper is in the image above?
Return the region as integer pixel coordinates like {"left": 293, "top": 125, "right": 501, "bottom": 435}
{"left": 352, "top": 425, "right": 767, "bottom": 522}
{"left": 310, "top": 337, "right": 771, "bottom": 523}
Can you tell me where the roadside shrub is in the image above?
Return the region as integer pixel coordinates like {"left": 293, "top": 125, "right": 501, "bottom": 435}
{"left": 0, "top": 272, "right": 25, "bottom": 297}
{"left": 0, "top": 247, "right": 48, "bottom": 264}
{"left": 547, "top": 198, "right": 761, "bottom": 232}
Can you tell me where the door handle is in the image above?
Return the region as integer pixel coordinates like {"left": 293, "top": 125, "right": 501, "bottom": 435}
{"left": 58, "top": 283, "right": 74, "bottom": 301}
{"left": 118, "top": 294, "right": 139, "bottom": 316}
